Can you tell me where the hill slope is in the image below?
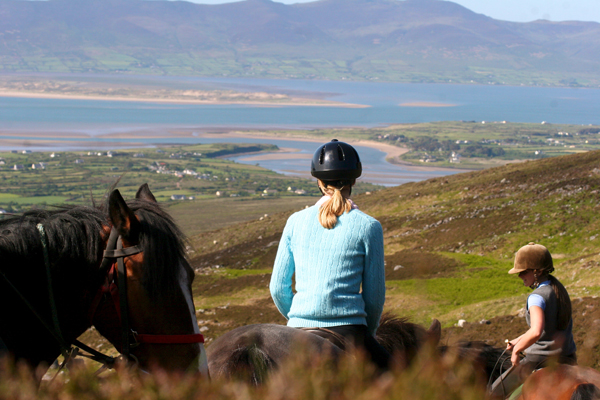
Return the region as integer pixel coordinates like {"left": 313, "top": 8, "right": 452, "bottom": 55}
{"left": 188, "top": 150, "right": 600, "bottom": 366}
{"left": 1, "top": 0, "right": 599, "bottom": 85}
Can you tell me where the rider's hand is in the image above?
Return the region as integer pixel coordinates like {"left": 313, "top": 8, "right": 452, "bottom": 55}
{"left": 511, "top": 351, "right": 520, "bottom": 366}
{"left": 506, "top": 341, "right": 515, "bottom": 351}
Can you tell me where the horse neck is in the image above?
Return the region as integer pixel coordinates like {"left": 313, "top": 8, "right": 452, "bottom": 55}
{"left": 0, "top": 218, "right": 104, "bottom": 368}
{"left": 0, "top": 257, "right": 98, "bottom": 368}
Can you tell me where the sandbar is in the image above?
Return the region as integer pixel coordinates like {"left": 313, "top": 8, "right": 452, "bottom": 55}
{"left": 0, "top": 90, "right": 369, "bottom": 108}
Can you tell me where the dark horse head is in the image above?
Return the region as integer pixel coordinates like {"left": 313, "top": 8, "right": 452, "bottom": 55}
{"left": 0, "top": 184, "right": 206, "bottom": 376}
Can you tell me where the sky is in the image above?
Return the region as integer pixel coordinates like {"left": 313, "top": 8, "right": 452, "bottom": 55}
{"left": 180, "top": 0, "right": 600, "bottom": 23}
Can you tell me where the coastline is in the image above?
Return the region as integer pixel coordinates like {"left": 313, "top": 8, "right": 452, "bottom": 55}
{"left": 195, "top": 130, "right": 471, "bottom": 174}
{"left": 0, "top": 90, "right": 369, "bottom": 108}
{"left": 0, "top": 127, "right": 471, "bottom": 176}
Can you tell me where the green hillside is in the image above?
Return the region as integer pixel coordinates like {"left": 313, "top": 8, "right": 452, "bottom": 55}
{"left": 188, "top": 150, "right": 600, "bottom": 365}
{"left": 2, "top": 0, "right": 600, "bottom": 87}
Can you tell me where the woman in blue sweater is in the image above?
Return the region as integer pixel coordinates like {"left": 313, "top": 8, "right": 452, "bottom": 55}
{"left": 269, "top": 139, "right": 390, "bottom": 369}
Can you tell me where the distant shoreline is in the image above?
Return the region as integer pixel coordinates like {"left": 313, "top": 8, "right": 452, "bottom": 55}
{"left": 0, "top": 128, "right": 468, "bottom": 176}
{"left": 0, "top": 90, "right": 369, "bottom": 108}
{"left": 197, "top": 131, "right": 470, "bottom": 174}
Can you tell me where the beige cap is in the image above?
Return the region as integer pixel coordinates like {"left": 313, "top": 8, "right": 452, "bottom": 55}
{"left": 508, "top": 242, "right": 553, "bottom": 274}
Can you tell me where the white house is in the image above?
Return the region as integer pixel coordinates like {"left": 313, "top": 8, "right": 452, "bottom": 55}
{"left": 12, "top": 164, "right": 24, "bottom": 170}
{"left": 170, "top": 195, "right": 187, "bottom": 200}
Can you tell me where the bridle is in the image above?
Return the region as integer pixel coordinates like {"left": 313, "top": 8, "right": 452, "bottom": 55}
{"left": 0, "top": 222, "right": 204, "bottom": 372}
{"left": 90, "top": 226, "right": 205, "bottom": 362}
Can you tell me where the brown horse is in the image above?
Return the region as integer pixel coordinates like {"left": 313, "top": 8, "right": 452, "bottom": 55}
{"left": 207, "top": 313, "right": 442, "bottom": 383}
{"left": 0, "top": 184, "right": 206, "bottom": 377}
{"left": 511, "top": 364, "right": 600, "bottom": 400}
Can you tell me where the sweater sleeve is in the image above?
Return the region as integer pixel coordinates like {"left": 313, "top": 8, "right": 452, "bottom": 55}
{"left": 269, "top": 216, "right": 296, "bottom": 319}
{"left": 362, "top": 219, "right": 386, "bottom": 336}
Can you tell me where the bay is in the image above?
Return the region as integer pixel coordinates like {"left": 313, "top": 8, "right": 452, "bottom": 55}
{"left": 1, "top": 78, "right": 600, "bottom": 130}
{"left": 1, "top": 77, "right": 599, "bottom": 186}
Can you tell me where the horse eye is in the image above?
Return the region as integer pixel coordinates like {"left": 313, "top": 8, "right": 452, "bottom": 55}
{"left": 2, "top": 230, "right": 10, "bottom": 235}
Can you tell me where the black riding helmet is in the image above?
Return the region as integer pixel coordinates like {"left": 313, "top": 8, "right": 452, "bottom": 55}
{"left": 311, "top": 139, "right": 362, "bottom": 181}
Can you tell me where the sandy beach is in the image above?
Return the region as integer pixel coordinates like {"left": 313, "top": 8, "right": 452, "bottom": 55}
{"left": 0, "top": 90, "right": 369, "bottom": 108}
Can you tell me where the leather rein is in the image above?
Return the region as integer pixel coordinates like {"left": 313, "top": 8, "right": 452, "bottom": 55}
{"left": 0, "top": 223, "right": 204, "bottom": 371}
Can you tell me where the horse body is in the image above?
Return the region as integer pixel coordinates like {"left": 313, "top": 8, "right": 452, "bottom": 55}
{"left": 207, "top": 314, "right": 441, "bottom": 382}
{"left": 0, "top": 184, "right": 206, "bottom": 375}
{"left": 514, "top": 365, "right": 600, "bottom": 400}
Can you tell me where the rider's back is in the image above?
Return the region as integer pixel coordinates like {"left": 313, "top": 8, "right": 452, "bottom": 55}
{"left": 270, "top": 204, "right": 385, "bottom": 336}
{"left": 526, "top": 284, "right": 576, "bottom": 357}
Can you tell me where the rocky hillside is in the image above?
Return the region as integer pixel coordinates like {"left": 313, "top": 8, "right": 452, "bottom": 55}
{"left": 188, "top": 150, "right": 600, "bottom": 367}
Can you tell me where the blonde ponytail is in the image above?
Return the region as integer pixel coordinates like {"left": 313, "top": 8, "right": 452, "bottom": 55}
{"left": 318, "top": 181, "right": 352, "bottom": 229}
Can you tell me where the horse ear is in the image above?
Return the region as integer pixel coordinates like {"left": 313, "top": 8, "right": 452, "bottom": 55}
{"left": 109, "top": 189, "right": 141, "bottom": 243}
{"left": 426, "top": 319, "right": 441, "bottom": 346}
{"left": 135, "top": 183, "right": 157, "bottom": 203}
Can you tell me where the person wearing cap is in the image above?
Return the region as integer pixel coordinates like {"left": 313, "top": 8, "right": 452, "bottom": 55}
{"left": 490, "top": 242, "right": 577, "bottom": 398}
{"left": 269, "top": 139, "right": 390, "bottom": 369}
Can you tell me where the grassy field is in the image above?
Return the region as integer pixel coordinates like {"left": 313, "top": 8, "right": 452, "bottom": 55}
{"left": 0, "top": 350, "right": 487, "bottom": 400}
{"left": 167, "top": 196, "right": 319, "bottom": 237}
{"left": 258, "top": 121, "right": 600, "bottom": 169}
{"left": 0, "top": 143, "right": 379, "bottom": 212}
{"left": 3, "top": 55, "right": 599, "bottom": 88}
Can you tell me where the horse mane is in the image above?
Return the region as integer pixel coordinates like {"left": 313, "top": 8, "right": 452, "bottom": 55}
{"left": 571, "top": 383, "right": 600, "bottom": 400}
{"left": 0, "top": 206, "right": 106, "bottom": 273}
{"left": 375, "top": 313, "right": 510, "bottom": 382}
{"left": 0, "top": 199, "right": 189, "bottom": 303}
{"left": 439, "top": 341, "right": 511, "bottom": 382}
{"left": 122, "top": 199, "right": 190, "bottom": 303}
{"left": 375, "top": 312, "right": 427, "bottom": 358}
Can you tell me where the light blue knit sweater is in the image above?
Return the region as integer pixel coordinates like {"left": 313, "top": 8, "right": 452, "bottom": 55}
{"left": 269, "top": 204, "right": 385, "bottom": 336}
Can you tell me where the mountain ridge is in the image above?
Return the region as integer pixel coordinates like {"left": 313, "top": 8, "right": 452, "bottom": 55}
{"left": 1, "top": 0, "right": 599, "bottom": 85}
